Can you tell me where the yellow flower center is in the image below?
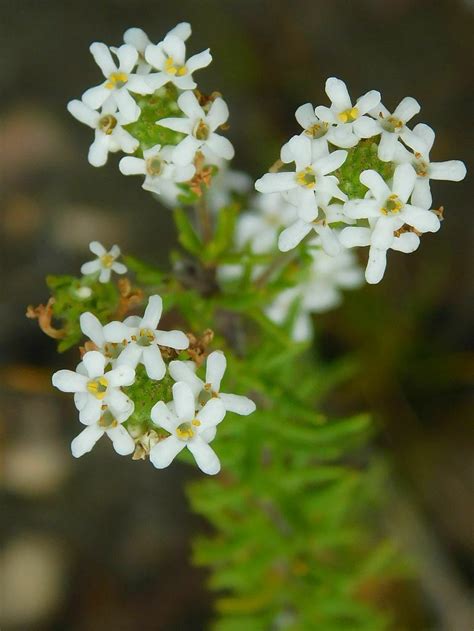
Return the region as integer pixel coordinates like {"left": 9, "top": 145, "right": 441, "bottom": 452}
{"left": 164, "top": 57, "right": 188, "bottom": 76}
{"left": 105, "top": 72, "right": 128, "bottom": 90}
{"left": 193, "top": 119, "right": 210, "bottom": 141}
{"left": 100, "top": 253, "right": 115, "bottom": 268}
{"left": 87, "top": 376, "right": 109, "bottom": 400}
{"left": 146, "top": 156, "right": 164, "bottom": 176}
{"left": 137, "top": 328, "right": 155, "bottom": 347}
{"left": 380, "top": 115, "right": 403, "bottom": 133}
{"left": 98, "top": 409, "right": 118, "bottom": 428}
{"left": 176, "top": 419, "right": 200, "bottom": 441}
{"left": 296, "top": 167, "right": 317, "bottom": 189}
{"left": 337, "top": 106, "right": 359, "bottom": 123}
{"left": 304, "top": 122, "right": 328, "bottom": 139}
{"left": 98, "top": 114, "right": 117, "bottom": 135}
{"left": 381, "top": 194, "right": 403, "bottom": 216}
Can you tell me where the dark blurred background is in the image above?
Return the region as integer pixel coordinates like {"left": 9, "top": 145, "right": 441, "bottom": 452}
{"left": 0, "top": 1, "right": 473, "bottom": 629}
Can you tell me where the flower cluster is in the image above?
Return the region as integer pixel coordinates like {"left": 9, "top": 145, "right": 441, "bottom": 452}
{"left": 255, "top": 77, "right": 466, "bottom": 283}
{"left": 52, "top": 292, "right": 256, "bottom": 474}
{"left": 68, "top": 23, "right": 234, "bottom": 203}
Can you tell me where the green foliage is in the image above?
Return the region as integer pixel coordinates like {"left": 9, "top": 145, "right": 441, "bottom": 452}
{"left": 124, "top": 85, "right": 185, "bottom": 153}
{"left": 334, "top": 138, "right": 395, "bottom": 199}
{"left": 46, "top": 274, "right": 119, "bottom": 352}
{"left": 123, "top": 365, "right": 173, "bottom": 434}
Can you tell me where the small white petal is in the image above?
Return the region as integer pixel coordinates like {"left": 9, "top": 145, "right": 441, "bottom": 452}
{"left": 119, "top": 156, "right": 146, "bottom": 176}
{"left": 186, "top": 49, "right": 212, "bottom": 73}
{"left": 391, "top": 232, "right": 420, "bottom": 253}
{"left": 173, "top": 135, "right": 202, "bottom": 166}
{"left": 90, "top": 42, "right": 116, "bottom": 77}
{"left": 355, "top": 90, "right": 381, "bottom": 115}
{"left": 116, "top": 44, "right": 138, "bottom": 73}
{"left": 411, "top": 178, "right": 432, "bottom": 209}
{"left": 207, "top": 97, "right": 229, "bottom": 129}
{"left": 403, "top": 206, "right": 440, "bottom": 233}
{"left": 155, "top": 330, "right": 189, "bottom": 350}
{"left": 52, "top": 370, "right": 87, "bottom": 393}
{"left": 151, "top": 400, "right": 177, "bottom": 433}
{"left": 168, "top": 361, "right": 202, "bottom": 396}
{"left": 365, "top": 247, "right": 387, "bottom": 284}
{"left": 106, "top": 425, "right": 135, "bottom": 455}
{"left": 67, "top": 100, "right": 99, "bottom": 128}
{"left": 353, "top": 116, "right": 380, "bottom": 138}
{"left": 206, "top": 133, "right": 235, "bottom": 161}
{"left": 188, "top": 437, "right": 221, "bottom": 475}
{"left": 173, "top": 381, "right": 196, "bottom": 421}
{"left": 371, "top": 217, "right": 397, "bottom": 249}
{"left": 295, "top": 103, "right": 317, "bottom": 129}
{"left": 114, "top": 89, "right": 140, "bottom": 122}
{"left": 378, "top": 131, "right": 400, "bottom": 161}
{"left": 71, "top": 425, "right": 104, "bottom": 458}
{"left": 142, "top": 345, "right": 166, "bottom": 380}
{"left": 255, "top": 172, "right": 298, "bottom": 194}
{"left": 392, "top": 163, "right": 416, "bottom": 203}
{"left": 278, "top": 220, "right": 312, "bottom": 251}
{"left": 339, "top": 226, "right": 372, "bottom": 248}
{"left": 206, "top": 351, "right": 226, "bottom": 392}
{"left": 393, "top": 96, "right": 420, "bottom": 123}
{"left": 80, "top": 313, "right": 105, "bottom": 347}
{"left": 81, "top": 260, "right": 102, "bottom": 275}
{"left": 197, "top": 398, "right": 226, "bottom": 428}
{"left": 82, "top": 84, "right": 110, "bottom": 110}
{"left": 107, "top": 365, "right": 135, "bottom": 387}
{"left": 82, "top": 350, "right": 107, "bottom": 379}
{"left": 219, "top": 393, "right": 255, "bottom": 415}
{"left": 79, "top": 397, "right": 103, "bottom": 425}
{"left": 325, "top": 77, "right": 352, "bottom": 111}
{"left": 429, "top": 160, "right": 467, "bottom": 182}
{"left": 142, "top": 294, "right": 163, "bottom": 329}
{"left": 150, "top": 436, "right": 185, "bottom": 469}
{"left": 360, "top": 170, "right": 390, "bottom": 200}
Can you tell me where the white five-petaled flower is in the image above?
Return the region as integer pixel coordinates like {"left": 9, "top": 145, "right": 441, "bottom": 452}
{"left": 67, "top": 99, "right": 139, "bottom": 167}
{"left": 122, "top": 23, "right": 192, "bottom": 74}
{"left": 81, "top": 241, "right": 127, "bottom": 283}
{"left": 119, "top": 144, "right": 195, "bottom": 194}
{"left": 158, "top": 91, "right": 234, "bottom": 166}
{"left": 150, "top": 381, "right": 226, "bottom": 475}
{"left": 353, "top": 96, "right": 425, "bottom": 161}
{"left": 103, "top": 295, "right": 189, "bottom": 380}
{"left": 394, "top": 123, "right": 467, "bottom": 209}
{"left": 340, "top": 219, "right": 422, "bottom": 284}
{"left": 343, "top": 163, "right": 440, "bottom": 247}
{"left": 82, "top": 43, "right": 153, "bottom": 121}
{"left": 314, "top": 78, "right": 381, "bottom": 148}
{"left": 80, "top": 312, "right": 129, "bottom": 366}
{"left": 266, "top": 241, "right": 364, "bottom": 340}
{"left": 52, "top": 350, "right": 135, "bottom": 425}
{"left": 169, "top": 351, "right": 256, "bottom": 416}
{"left": 144, "top": 28, "right": 211, "bottom": 91}
{"left": 256, "top": 135, "right": 348, "bottom": 255}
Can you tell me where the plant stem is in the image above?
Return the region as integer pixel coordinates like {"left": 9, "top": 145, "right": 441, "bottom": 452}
{"left": 197, "top": 194, "right": 212, "bottom": 244}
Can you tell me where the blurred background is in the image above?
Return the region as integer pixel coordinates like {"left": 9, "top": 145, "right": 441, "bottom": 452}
{"left": 0, "top": 1, "right": 472, "bottom": 629}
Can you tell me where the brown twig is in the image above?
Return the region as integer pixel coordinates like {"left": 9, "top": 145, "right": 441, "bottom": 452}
{"left": 25, "top": 298, "right": 66, "bottom": 339}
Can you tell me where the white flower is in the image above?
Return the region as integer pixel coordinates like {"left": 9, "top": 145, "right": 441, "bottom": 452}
{"left": 158, "top": 91, "right": 234, "bottom": 166}
{"left": 353, "top": 96, "right": 425, "bottom": 161}
{"left": 340, "top": 221, "right": 421, "bottom": 284}
{"left": 149, "top": 381, "right": 226, "bottom": 475}
{"left": 256, "top": 136, "right": 348, "bottom": 255}
{"left": 122, "top": 23, "right": 192, "bottom": 74}
{"left": 82, "top": 43, "right": 153, "bottom": 121}
{"left": 119, "top": 144, "right": 195, "bottom": 194}
{"left": 292, "top": 78, "right": 381, "bottom": 151}
{"left": 67, "top": 99, "right": 139, "bottom": 167}
{"left": 394, "top": 123, "right": 467, "bottom": 209}
{"left": 80, "top": 312, "right": 129, "bottom": 366}
{"left": 80, "top": 241, "right": 127, "bottom": 283}
{"left": 71, "top": 403, "right": 135, "bottom": 458}
{"left": 103, "top": 295, "right": 189, "bottom": 380}
{"left": 52, "top": 350, "right": 135, "bottom": 426}
{"left": 343, "top": 163, "right": 441, "bottom": 256}
{"left": 144, "top": 27, "right": 211, "bottom": 91}
{"left": 169, "top": 351, "right": 256, "bottom": 416}
{"left": 265, "top": 243, "right": 364, "bottom": 340}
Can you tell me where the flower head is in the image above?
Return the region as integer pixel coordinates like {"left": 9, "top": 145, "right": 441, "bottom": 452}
{"left": 52, "top": 350, "right": 135, "bottom": 426}
{"left": 150, "top": 381, "right": 226, "bottom": 474}
{"left": 394, "top": 123, "right": 466, "bottom": 208}
{"left": 353, "top": 96, "right": 424, "bottom": 161}
{"left": 80, "top": 241, "right": 127, "bottom": 283}
{"left": 103, "top": 295, "right": 189, "bottom": 380}
{"left": 119, "top": 144, "right": 195, "bottom": 195}
{"left": 82, "top": 43, "right": 153, "bottom": 121}
{"left": 169, "top": 351, "right": 256, "bottom": 416}
{"left": 144, "top": 25, "right": 211, "bottom": 91}
{"left": 158, "top": 91, "right": 234, "bottom": 166}
{"left": 67, "top": 99, "right": 139, "bottom": 167}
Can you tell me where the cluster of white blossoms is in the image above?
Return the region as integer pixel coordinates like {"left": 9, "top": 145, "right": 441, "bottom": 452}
{"left": 67, "top": 23, "right": 234, "bottom": 202}
{"left": 255, "top": 77, "right": 466, "bottom": 284}
{"left": 52, "top": 293, "right": 255, "bottom": 474}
